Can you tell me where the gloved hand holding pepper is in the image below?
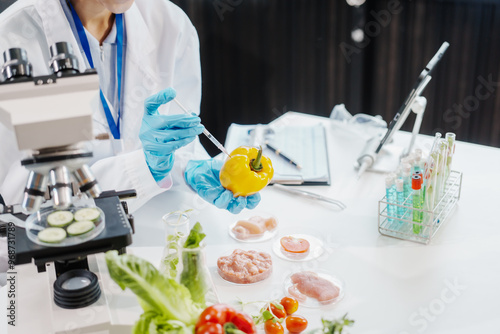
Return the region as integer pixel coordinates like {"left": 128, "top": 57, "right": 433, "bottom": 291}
{"left": 185, "top": 158, "right": 261, "bottom": 214}
{"left": 140, "top": 88, "right": 204, "bottom": 182}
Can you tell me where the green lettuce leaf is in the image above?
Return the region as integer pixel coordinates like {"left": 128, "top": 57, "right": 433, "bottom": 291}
{"left": 105, "top": 250, "right": 202, "bottom": 326}
{"left": 134, "top": 311, "right": 194, "bottom": 334}
{"left": 180, "top": 222, "right": 208, "bottom": 307}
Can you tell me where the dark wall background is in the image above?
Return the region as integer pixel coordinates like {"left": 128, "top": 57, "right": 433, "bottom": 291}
{"left": 172, "top": 0, "right": 500, "bottom": 155}
{"left": 2, "top": 0, "right": 499, "bottom": 155}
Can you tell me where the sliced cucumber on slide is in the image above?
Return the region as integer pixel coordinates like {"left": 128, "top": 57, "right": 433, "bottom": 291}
{"left": 38, "top": 227, "right": 67, "bottom": 243}
{"left": 74, "top": 208, "right": 101, "bottom": 222}
{"left": 67, "top": 220, "right": 95, "bottom": 236}
{"left": 47, "top": 211, "right": 74, "bottom": 227}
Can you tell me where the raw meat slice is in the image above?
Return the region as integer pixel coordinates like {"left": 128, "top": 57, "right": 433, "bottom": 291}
{"left": 217, "top": 249, "right": 272, "bottom": 284}
{"left": 232, "top": 216, "right": 277, "bottom": 240}
{"left": 290, "top": 271, "right": 340, "bottom": 302}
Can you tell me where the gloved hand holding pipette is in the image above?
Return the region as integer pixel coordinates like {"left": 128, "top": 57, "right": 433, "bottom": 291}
{"left": 140, "top": 88, "right": 204, "bottom": 182}
{"left": 142, "top": 88, "right": 261, "bottom": 213}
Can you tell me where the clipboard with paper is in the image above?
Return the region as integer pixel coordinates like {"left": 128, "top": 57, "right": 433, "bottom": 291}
{"left": 224, "top": 123, "right": 331, "bottom": 185}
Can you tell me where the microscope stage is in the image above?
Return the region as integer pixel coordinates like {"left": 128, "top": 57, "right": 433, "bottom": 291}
{"left": 14, "top": 196, "right": 133, "bottom": 270}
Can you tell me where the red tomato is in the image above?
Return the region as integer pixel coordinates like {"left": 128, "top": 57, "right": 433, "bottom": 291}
{"left": 280, "top": 297, "right": 299, "bottom": 315}
{"left": 229, "top": 311, "right": 257, "bottom": 334}
{"left": 285, "top": 315, "right": 308, "bottom": 334}
{"left": 264, "top": 319, "right": 284, "bottom": 334}
{"left": 196, "top": 304, "right": 232, "bottom": 328}
{"left": 196, "top": 323, "right": 224, "bottom": 334}
{"left": 280, "top": 236, "right": 310, "bottom": 253}
{"left": 196, "top": 304, "right": 256, "bottom": 334}
{"left": 268, "top": 302, "right": 287, "bottom": 319}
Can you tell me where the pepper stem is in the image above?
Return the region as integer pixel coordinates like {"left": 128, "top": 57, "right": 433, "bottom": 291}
{"left": 250, "top": 146, "right": 264, "bottom": 172}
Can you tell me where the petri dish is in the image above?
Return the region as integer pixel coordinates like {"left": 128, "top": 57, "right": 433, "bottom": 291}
{"left": 25, "top": 205, "right": 105, "bottom": 247}
{"left": 283, "top": 270, "right": 344, "bottom": 308}
{"left": 228, "top": 214, "right": 278, "bottom": 243}
{"left": 272, "top": 234, "right": 324, "bottom": 262}
{"left": 215, "top": 249, "right": 273, "bottom": 285}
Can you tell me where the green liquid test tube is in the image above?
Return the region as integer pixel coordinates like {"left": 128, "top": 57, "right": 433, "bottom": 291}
{"left": 412, "top": 174, "right": 423, "bottom": 234}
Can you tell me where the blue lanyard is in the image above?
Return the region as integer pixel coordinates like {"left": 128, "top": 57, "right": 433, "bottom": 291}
{"left": 69, "top": 3, "right": 124, "bottom": 140}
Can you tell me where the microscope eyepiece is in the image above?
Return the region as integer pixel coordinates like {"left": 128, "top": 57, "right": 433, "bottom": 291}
{"left": 1, "top": 48, "right": 33, "bottom": 81}
{"left": 49, "top": 42, "right": 79, "bottom": 75}
{"left": 50, "top": 166, "right": 73, "bottom": 210}
{"left": 22, "top": 171, "right": 48, "bottom": 213}
{"left": 73, "top": 165, "right": 102, "bottom": 198}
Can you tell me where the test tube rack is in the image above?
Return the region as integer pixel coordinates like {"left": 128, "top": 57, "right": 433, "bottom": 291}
{"left": 377, "top": 170, "right": 462, "bottom": 244}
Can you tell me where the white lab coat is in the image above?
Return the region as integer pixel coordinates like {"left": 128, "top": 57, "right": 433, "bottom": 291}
{"left": 0, "top": 0, "right": 209, "bottom": 212}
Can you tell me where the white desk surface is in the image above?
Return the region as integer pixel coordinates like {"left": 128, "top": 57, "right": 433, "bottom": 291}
{"left": 2, "top": 112, "right": 500, "bottom": 334}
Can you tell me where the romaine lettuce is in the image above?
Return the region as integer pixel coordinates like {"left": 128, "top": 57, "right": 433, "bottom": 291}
{"left": 105, "top": 250, "right": 202, "bottom": 333}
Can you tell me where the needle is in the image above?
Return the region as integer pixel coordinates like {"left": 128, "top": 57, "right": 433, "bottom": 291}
{"left": 173, "top": 98, "right": 231, "bottom": 157}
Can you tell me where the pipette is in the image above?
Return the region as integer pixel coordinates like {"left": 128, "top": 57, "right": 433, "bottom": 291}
{"left": 173, "top": 98, "right": 231, "bottom": 157}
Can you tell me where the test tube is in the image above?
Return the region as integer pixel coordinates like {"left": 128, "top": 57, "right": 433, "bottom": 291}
{"left": 402, "top": 163, "right": 413, "bottom": 209}
{"left": 413, "top": 148, "right": 423, "bottom": 173}
{"left": 385, "top": 175, "right": 396, "bottom": 224}
{"left": 437, "top": 140, "right": 448, "bottom": 203}
{"left": 395, "top": 179, "right": 405, "bottom": 221}
{"left": 445, "top": 133, "right": 456, "bottom": 181}
{"left": 412, "top": 175, "right": 423, "bottom": 234}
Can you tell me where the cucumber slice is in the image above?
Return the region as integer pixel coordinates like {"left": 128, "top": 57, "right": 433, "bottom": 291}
{"left": 74, "top": 208, "right": 101, "bottom": 222}
{"left": 47, "top": 211, "right": 74, "bottom": 227}
{"left": 67, "top": 220, "right": 95, "bottom": 236}
{"left": 38, "top": 227, "right": 67, "bottom": 243}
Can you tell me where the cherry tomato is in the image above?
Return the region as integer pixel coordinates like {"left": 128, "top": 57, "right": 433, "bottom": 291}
{"left": 264, "top": 319, "right": 284, "bottom": 334}
{"left": 268, "top": 302, "right": 287, "bottom": 319}
{"left": 280, "top": 297, "right": 299, "bottom": 315}
{"left": 196, "top": 304, "right": 232, "bottom": 328}
{"left": 196, "top": 322, "right": 224, "bottom": 334}
{"left": 285, "top": 315, "right": 308, "bottom": 334}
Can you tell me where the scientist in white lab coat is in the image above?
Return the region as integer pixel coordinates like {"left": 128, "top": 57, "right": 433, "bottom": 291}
{"left": 0, "top": 0, "right": 261, "bottom": 217}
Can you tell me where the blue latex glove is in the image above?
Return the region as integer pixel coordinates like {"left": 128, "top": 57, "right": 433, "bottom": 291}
{"left": 185, "top": 159, "right": 261, "bottom": 214}
{"left": 140, "top": 88, "right": 204, "bottom": 182}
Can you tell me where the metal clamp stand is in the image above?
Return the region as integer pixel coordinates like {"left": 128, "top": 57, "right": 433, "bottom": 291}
{"left": 355, "top": 95, "right": 428, "bottom": 176}
{"left": 403, "top": 96, "right": 427, "bottom": 157}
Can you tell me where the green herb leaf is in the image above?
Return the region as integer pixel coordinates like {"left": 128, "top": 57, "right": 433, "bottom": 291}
{"left": 271, "top": 301, "right": 284, "bottom": 310}
{"left": 183, "top": 222, "right": 206, "bottom": 249}
{"left": 320, "top": 314, "right": 354, "bottom": 334}
{"left": 262, "top": 310, "right": 274, "bottom": 321}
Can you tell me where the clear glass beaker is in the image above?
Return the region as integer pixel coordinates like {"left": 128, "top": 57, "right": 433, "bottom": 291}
{"left": 163, "top": 211, "right": 190, "bottom": 241}
{"left": 178, "top": 243, "right": 220, "bottom": 307}
{"left": 159, "top": 211, "right": 190, "bottom": 277}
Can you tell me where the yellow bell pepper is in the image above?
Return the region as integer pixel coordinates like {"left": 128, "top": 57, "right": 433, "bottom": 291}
{"left": 219, "top": 146, "right": 274, "bottom": 197}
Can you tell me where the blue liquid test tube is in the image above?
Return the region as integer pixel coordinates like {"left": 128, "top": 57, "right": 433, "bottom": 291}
{"left": 385, "top": 175, "right": 396, "bottom": 223}
{"left": 395, "top": 178, "right": 405, "bottom": 221}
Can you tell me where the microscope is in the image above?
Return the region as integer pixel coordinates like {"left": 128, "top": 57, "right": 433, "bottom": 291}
{"left": 0, "top": 42, "right": 134, "bottom": 312}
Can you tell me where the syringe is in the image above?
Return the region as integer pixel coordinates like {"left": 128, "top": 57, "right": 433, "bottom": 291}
{"left": 173, "top": 98, "right": 231, "bottom": 157}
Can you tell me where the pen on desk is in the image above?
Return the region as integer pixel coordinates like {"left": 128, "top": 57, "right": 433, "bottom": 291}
{"left": 265, "top": 141, "right": 302, "bottom": 169}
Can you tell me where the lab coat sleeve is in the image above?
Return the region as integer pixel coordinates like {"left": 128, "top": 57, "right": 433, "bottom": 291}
{"left": 90, "top": 148, "right": 170, "bottom": 213}
{"left": 0, "top": 124, "right": 29, "bottom": 206}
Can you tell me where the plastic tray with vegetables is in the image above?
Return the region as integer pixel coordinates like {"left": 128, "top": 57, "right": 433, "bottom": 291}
{"left": 25, "top": 206, "right": 105, "bottom": 247}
